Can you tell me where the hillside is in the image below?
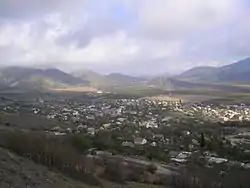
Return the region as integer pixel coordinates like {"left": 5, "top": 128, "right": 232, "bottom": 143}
{"left": 105, "top": 73, "right": 145, "bottom": 85}
{"left": 219, "top": 58, "right": 250, "bottom": 82}
{"left": 0, "top": 67, "right": 89, "bottom": 91}
{"left": 0, "top": 147, "right": 90, "bottom": 188}
{"left": 178, "top": 66, "right": 219, "bottom": 82}
{"left": 177, "top": 58, "right": 250, "bottom": 83}
{"left": 72, "top": 70, "right": 116, "bottom": 87}
{"left": 0, "top": 146, "right": 164, "bottom": 188}
{"left": 147, "top": 76, "right": 176, "bottom": 90}
{"left": 71, "top": 58, "right": 250, "bottom": 92}
{"left": 2, "top": 57, "right": 250, "bottom": 93}
{"left": 72, "top": 71, "right": 146, "bottom": 88}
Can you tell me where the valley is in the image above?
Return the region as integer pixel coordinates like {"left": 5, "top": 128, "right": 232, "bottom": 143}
{"left": 2, "top": 1, "right": 250, "bottom": 187}
{"left": 0, "top": 58, "right": 250, "bottom": 187}
{"left": 0, "top": 86, "right": 250, "bottom": 187}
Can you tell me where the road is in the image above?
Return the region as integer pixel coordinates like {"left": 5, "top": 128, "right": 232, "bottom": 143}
{"left": 123, "top": 156, "right": 179, "bottom": 175}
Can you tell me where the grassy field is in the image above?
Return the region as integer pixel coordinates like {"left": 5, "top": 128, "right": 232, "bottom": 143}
{"left": 51, "top": 86, "right": 97, "bottom": 92}
{"left": 107, "top": 85, "right": 250, "bottom": 104}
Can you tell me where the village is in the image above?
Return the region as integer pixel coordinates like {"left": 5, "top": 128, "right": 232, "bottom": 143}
{"left": 1, "top": 92, "right": 250, "bottom": 173}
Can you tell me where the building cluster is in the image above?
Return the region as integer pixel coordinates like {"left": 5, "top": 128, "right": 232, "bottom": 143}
{"left": 178, "top": 103, "right": 250, "bottom": 122}
{"left": 1, "top": 95, "right": 250, "bottom": 169}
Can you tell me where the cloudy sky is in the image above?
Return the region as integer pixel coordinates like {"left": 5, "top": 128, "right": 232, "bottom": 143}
{"left": 0, "top": 0, "right": 250, "bottom": 75}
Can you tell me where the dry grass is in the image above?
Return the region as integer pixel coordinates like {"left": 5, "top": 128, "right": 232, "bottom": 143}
{"left": 50, "top": 86, "right": 98, "bottom": 92}
{"left": 144, "top": 95, "right": 181, "bottom": 102}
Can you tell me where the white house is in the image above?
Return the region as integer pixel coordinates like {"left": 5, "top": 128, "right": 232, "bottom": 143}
{"left": 207, "top": 157, "right": 228, "bottom": 164}
{"left": 122, "top": 141, "right": 134, "bottom": 147}
{"left": 87, "top": 127, "right": 95, "bottom": 136}
{"left": 134, "top": 137, "right": 147, "bottom": 145}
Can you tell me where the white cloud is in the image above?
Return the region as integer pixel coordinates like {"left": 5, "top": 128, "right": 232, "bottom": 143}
{"left": 0, "top": 0, "right": 249, "bottom": 74}
{"left": 64, "top": 31, "right": 139, "bottom": 64}
{"left": 135, "top": 0, "right": 241, "bottom": 39}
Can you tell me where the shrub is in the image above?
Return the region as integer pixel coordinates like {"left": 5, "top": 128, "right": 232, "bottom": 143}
{"left": 146, "top": 163, "right": 157, "bottom": 174}
{"left": 71, "top": 135, "right": 92, "bottom": 152}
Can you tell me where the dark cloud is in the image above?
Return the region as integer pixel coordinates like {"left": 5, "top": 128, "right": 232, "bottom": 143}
{"left": 57, "top": 15, "right": 124, "bottom": 47}
{"left": 57, "top": 0, "right": 133, "bottom": 47}
{"left": 0, "top": 0, "right": 61, "bottom": 19}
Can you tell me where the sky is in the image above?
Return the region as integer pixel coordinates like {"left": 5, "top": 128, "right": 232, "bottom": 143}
{"left": 0, "top": 0, "right": 250, "bottom": 75}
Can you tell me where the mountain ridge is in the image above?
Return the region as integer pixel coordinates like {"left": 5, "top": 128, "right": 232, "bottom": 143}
{"left": 72, "top": 70, "right": 146, "bottom": 88}
{"left": 0, "top": 67, "right": 89, "bottom": 91}
{"left": 177, "top": 57, "right": 250, "bottom": 83}
{"left": 1, "top": 57, "right": 250, "bottom": 92}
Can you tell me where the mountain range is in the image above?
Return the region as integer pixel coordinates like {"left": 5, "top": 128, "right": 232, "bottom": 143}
{"left": 72, "top": 70, "right": 146, "bottom": 88}
{"left": 178, "top": 58, "right": 250, "bottom": 83}
{"left": 0, "top": 67, "right": 88, "bottom": 90}
{"left": 0, "top": 57, "right": 250, "bottom": 92}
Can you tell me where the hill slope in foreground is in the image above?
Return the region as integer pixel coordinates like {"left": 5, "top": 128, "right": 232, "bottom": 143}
{"left": 0, "top": 147, "right": 88, "bottom": 188}
{"left": 0, "top": 147, "right": 162, "bottom": 188}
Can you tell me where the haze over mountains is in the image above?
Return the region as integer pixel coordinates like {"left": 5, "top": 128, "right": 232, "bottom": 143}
{"left": 72, "top": 70, "right": 146, "bottom": 88}
{"left": 0, "top": 57, "right": 250, "bottom": 91}
{"left": 178, "top": 58, "right": 250, "bottom": 83}
{"left": 0, "top": 67, "right": 87, "bottom": 90}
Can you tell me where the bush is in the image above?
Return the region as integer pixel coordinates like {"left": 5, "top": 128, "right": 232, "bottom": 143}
{"left": 2, "top": 131, "right": 104, "bottom": 186}
{"left": 102, "top": 159, "right": 127, "bottom": 184}
{"left": 5, "top": 122, "right": 10, "bottom": 126}
{"left": 71, "top": 135, "right": 92, "bottom": 152}
{"left": 146, "top": 163, "right": 157, "bottom": 174}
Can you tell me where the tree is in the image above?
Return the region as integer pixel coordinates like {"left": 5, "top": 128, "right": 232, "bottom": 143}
{"left": 200, "top": 133, "right": 206, "bottom": 148}
{"left": 71, "top": 135, "right": 92, "bottom": 152}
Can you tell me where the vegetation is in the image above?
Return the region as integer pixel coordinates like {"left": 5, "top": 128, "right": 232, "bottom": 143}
{"left": 0, "top": 130, "right": 167, "bottom": 186}
{"left": 71, "top": 135, "right": 92, "bottom": 152}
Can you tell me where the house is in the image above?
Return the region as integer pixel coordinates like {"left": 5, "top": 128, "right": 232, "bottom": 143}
{"left": 86, "top": 115, "right": 95, "bottom": 120}
{"left": 66, "top": 128, "right": 72, "bottom": 133}
{"left": 243, "top": 163, "right": 250, "bottom": 169}
{"left": 129, "top": 111, "right": 137, "bottom": 115}
{"left": 47, "top": 114, "right": 56, "bottom": 119}
{"left": 153, "top": 134, "right": 165, "bottom": 141}
{"left": 38, "top": 98, "right": 44, "bottom": 104}
{"left": 116, "top": 108, "right": 123, "bottom": 114}
{"left": 54, "top": 132, "right": 67, "bottom": 136}
{"left": 151, "top": 142, "right": 157, "bottom": 147}
{"left": 122, "top": 141, "right": 134, "bottom": 147}
{"left": 87, "top": 127, "right": 95, "bottom": 136}
{"left": 162, "top": 116, "right": 173, "bottom": 122}
{"left": 141, "top": 121, "right": 158, "bottom": 128}
{"left": 116, "top": 121, "right": 122, "bottom": 125}
{"left": 184, "top": 131, "right": 191, "bottom": 136}
{"left": 51, "top": 126, "right": 63, "bottom": 132}
{"left": 103, "top": 123, "right": 111, "bottom": 129}
{"left": 169, "top": 151, "right": 179, "bottom": 158}
{"left": 117, "top": 118, "right": 126, "bottom": 122}
{"left": 96, "top": 91, "right": 103, "bottom": 94}
{"left": 207, "top": 157, "right": 228, "bottom": 164}
{"left": 77, "top": 125, "right": 84, "bottom": 130}
{"left": 171, "top": 151, "right": 192, "bottom": 163}
{"left": 73, "top": 111, "right": 79, "bottom": 116}
{"left": 134, "top": 137, "right": 147, "bottom": 145}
